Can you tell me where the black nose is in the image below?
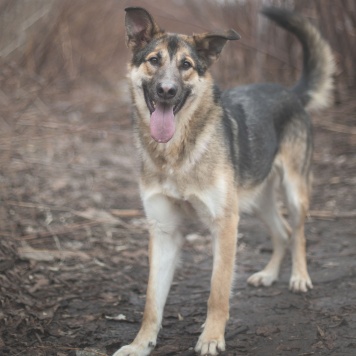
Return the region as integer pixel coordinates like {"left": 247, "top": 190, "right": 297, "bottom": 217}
{"left": 156, "top": 82, "right": 177, "bottom": 99}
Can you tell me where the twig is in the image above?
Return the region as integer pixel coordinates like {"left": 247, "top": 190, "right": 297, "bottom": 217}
{"left": 282, "top": 208, "right": 356, "bottom": 220}
{"left": 18, "top": 246, "right": 91, "bottom": 262}
{"left": 111, "top": 209, "right": 143, "bottom": 217}
{"left": 315, "top": 121, "right": 356, "bottom": 135}
{"left": 308, "top": 210, "right": 356, "bottom": 219}
{"left": 5, "top": 200, "right": 72, "bottom": 211}
{"left": 12, "top": 220, "right": 101, "bottom": 241}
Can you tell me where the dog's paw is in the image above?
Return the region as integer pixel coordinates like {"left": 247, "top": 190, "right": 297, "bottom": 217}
{"left": 195, "top": 336, "right": 225, "bottom": 355}
{"left": 112, "top": 343, "right": 155, "bottom": 356}
{"left": 247, "top": 270, "right": 278, "bottom": 287}
{"left": 289, "top": 273, "right": 313, "bottom": 293}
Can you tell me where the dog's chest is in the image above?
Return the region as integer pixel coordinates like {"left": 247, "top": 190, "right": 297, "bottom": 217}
{"left": 160, "top": 178, "right": 181, "bottom": 199}
{"left": 159, "top": 173, "right": 189, "bottom": 200}
{"left": 154, "top": 171, "right": 228, "bottom": 222}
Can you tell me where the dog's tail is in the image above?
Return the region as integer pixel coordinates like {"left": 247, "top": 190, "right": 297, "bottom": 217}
{"left": 262, "top": 7, "right": 335, "bottom": 112}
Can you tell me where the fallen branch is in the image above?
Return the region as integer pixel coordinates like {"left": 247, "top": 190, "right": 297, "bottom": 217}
{"left": 315, "top": 121, "right": 356, "bottom": 135}
{"left": 13, "top": 220, "right": 101, "bottom": 241}
{"left": 281, "top": 208, "right": 356, "bottom": 220}
{"left": 18, "top": 245, "right": 91, "bottom": 262}
{"left": 111, "top": 209, "right": 143, "bottom": 217}
{"left": 5, "top": 200, "right": 72, "bottom": 211}
{"left": 308, "top": 210, "right": 356, "bottom": 219}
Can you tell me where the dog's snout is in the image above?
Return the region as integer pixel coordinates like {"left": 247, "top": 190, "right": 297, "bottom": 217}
{"left": 157, "top": 82, "right": 177, "bottom": 99}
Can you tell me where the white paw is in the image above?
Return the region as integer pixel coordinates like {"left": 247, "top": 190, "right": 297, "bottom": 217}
{"left": 289, "top": 273, "right": 313, "bottom": 293}
{"left": 195, "top": 337, "right": 225, "bottom": 355}
{"left": 247, "top": 270, "right": 278, "bottom": 287}
{"left": 112, "top": 342, "right": 155, "bottom": 356}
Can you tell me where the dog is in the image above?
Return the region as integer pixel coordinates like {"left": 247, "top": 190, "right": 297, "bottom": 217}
{"left": 113, "top": 6, "right": 334, "bottom": 356}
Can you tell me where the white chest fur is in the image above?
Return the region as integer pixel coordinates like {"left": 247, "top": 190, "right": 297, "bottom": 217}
{"left": 141, "top": 173, "right": 228, "bottom": 224}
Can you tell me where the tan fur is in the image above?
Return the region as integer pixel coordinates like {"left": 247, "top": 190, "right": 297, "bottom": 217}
{"left": 114, "top": 7, "right": 318, "bottom": 356}
{"left": 301, "top": 21, "right": 335, "bottom": 112}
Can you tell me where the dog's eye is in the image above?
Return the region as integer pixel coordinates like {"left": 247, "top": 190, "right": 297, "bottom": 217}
{"left": 182, "top": 61, "right": 192, "bottom": 70}
{"left": 148, "top": 57, "right": 159, "bottom": 66}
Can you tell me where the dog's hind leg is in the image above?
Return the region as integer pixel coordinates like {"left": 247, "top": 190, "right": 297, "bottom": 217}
{"left": 113, "top": 194, "right": 183, "bottom": 356}
{"left": 282, "top": 165, "right": 313, "bottom": 293}
{"left": 247, "top": 173, "right": 291, "bottom": 288}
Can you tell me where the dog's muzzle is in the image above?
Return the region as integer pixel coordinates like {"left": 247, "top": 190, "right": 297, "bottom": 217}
{"left": 143, "top": 84, "right": 191, "bottom": 143}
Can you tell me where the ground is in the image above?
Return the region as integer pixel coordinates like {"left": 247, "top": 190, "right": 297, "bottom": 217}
{"left": 0, "top": 63, "right": 355, "bottom": 356}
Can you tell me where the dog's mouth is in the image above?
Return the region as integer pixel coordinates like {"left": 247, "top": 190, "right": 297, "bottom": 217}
{"left": 143, "top": 86, "right": 190, "bottom": 143}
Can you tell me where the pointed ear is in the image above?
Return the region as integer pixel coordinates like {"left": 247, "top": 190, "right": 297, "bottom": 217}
{"left": 193, "top": 29, "right": 240, "bottom": 67}
{"left": 125, "top": 7, "right": 163, "bottom": 51}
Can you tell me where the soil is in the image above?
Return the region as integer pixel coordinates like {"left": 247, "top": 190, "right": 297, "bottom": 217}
{"left": 1, "top": 62, "right": 356, "bottom": 356}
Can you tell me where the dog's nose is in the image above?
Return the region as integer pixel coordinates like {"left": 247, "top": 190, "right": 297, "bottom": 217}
{"left": 156, "top": 82, "right": 177, "bottom": 99}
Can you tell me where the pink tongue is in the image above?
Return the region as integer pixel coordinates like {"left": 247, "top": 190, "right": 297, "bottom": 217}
{"left": 150, "top": 103, "right": 175, "bottom": 143}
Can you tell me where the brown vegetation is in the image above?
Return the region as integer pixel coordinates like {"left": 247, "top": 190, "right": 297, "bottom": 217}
{"left": 0, "top": 1, "right": 355, "bottom": 355}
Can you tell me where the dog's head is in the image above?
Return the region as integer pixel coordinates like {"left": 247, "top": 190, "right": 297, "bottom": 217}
{"left": 125, "top": 7, "right": 240, "bottom": 143}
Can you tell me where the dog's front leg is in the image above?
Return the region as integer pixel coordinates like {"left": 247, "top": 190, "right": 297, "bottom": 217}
{"left": 195, "top": 213, "right": 239, "bottom": 356}
{"left": 113, "top": 194, "right": 183, "bottom": 356}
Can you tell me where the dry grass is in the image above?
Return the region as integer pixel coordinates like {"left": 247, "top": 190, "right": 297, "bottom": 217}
{"left": 0, "top": 0, "right": 355, "bottom": 242}
{"left": 1, "top": 0, "right": 355, "bottom": 91}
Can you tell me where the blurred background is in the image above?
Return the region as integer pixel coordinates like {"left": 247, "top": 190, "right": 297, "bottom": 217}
{"left": 1, "top": 0, "right": 355, "bottom": 224}
{"left": 1, "top": 0, "right": 356, "bottom": 295}
{"left": 1, "top": 1, "right": 356, "bottom": 355}
{"left": 1, "top": 0, "right": 355, "bottom": 93}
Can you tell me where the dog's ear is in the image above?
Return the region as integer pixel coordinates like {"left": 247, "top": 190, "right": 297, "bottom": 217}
{"left": 125, "top": 7, "right": 163, "bottom": 51}
{"left": 193, "top": 30, "right": 240, "bottom": 67}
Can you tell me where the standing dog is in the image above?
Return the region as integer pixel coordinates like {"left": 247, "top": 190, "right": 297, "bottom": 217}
{"left": 114, "top": 6, "right": 334, "bottom": 356}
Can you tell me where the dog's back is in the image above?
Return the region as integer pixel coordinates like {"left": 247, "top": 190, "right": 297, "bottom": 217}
{"left": 221, "top": 7, "right": 335, "bottom": 190}
{"left": 222, "top": 83, "right": 305, "bottom": 187}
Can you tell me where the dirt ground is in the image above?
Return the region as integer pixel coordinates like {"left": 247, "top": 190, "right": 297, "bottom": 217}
{"left": 0, "top": 61, "right": 355, "bottom": 356}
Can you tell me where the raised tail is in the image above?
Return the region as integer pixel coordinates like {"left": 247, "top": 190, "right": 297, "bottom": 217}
{"left": 262, "top": 7, "right": 335, "bottom": 112}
